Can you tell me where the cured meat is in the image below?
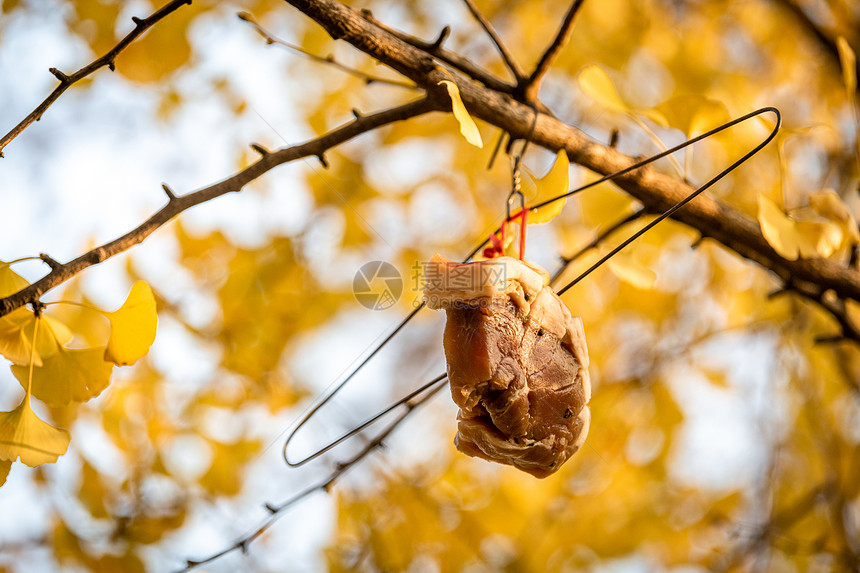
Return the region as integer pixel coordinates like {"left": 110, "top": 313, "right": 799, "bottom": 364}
{"left": 424, "top": 254, "right": 591, "bottom": 478}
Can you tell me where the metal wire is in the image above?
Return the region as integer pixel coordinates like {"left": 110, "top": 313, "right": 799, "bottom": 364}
{"left": 281, "top": 106, "right": 781, "bottom": 469}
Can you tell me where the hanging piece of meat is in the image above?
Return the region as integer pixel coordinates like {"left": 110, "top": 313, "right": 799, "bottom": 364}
{"left": 424, "top": 254, "right": 591, "bottom": 478}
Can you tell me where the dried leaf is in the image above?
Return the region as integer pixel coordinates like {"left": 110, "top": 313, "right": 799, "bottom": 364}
{"left": 0, "top": 396, "right": 70, "bottom": 467}
{"left": 438, "top": 80, "right": 483, "bottom": 148}
{"left": 527, "top": 150, "right": 570, "bottom": 224}
{"left": 104, "top": 281, "right": 158, "bottom": 366}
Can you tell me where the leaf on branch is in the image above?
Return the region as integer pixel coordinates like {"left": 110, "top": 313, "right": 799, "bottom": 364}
{"left": 809, "top": 189, "right": 860, "bottom": 247}
{"left": 0, "top": 396, "right": 70, "bottom": 467}
{"left": 0, "top": 260, "right": 29, "bottom": 297}
{"left": 0, "top": 311, "right": 41, "bottom": 366}
{"left": 438, "top": 80, "right": 483, "bottom": 148}
{"left": 0, "top": 313, "right": 71, "bottom": 367}
{"left": 607, "top": 251, "right": 657, "bottom": 289}
{"left": 757, "top": 195, "right": 843, "bottom": 260}
{"left": 11, "top": 343, "right": 114, "bottom": 407}
{"left": 104, "top": 281, "right": 158, "bottom": 366}
{"left": 526, "top": 150, "right": 570, "bottom": 224}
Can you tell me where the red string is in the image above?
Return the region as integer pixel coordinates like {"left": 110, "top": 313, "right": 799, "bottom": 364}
{"left": 518, "top": 208, "right": 528, "bottom": 261}
{"left": 482, "top": 210, "right": 528, "bottom": 260}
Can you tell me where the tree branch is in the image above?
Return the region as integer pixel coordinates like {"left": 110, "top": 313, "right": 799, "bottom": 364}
{"left": 180, "top": 377, "right": 446, "bottom": 571}
{"left": 774, "top": 0, "right": 860, "bottom": 94}
{"left": 358, "top": 9, "right": 515, "bottom": 94}
{"left": 283, "top": 0, "right": 860, "bottom": 305}
{"left": 0, "top": 96, "right": 440, "bottom": 317}
{"left": 521, "top": 0, "right": 586, "bottom": 101}
{"left": 0, "top": 0, "right": 192, "bottom": 158}
{"left": 459, "top": 0, "right": 525, "bottom": 82}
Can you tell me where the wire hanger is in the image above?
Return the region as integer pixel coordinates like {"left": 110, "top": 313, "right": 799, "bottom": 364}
{"left": 281, "top": 106, "right": 781, "bottom": 469}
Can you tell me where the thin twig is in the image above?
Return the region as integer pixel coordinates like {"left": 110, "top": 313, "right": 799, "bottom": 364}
{"left": 459, "top": 0, "right": 525, "bottom": 82}
{"left": 358, "top": 9, "right": 515, "bottom": 94}
{"left": 0, "top": 0, "right": 192, "bottom": 157}
{"left": 237, "top": 11, "right": 417, "bottom": 89}
{"left": 179, "top": 378, "right": 446, "bottom": 571}
{"left": 522, "top": 0, "right": 586, "bottom": 101}
{"left": 0, "top": 97, "right": 440, "bottom": 317}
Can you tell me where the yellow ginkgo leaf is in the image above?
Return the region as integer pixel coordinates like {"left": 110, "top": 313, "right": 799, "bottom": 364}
{"left": 578, "top": 65, "right": 629, "bottom": 114}
{"left": 658, "top": 95, "right": 730, "bottom": 136}
{"left": 438, "top": 80, "right": 483, "bottom": 148}
{"left": 0, "top": 260, "right": 29, "bottom": 298}
{"left": 0, "top": 310, "right": 42, "bottom": 366}
{"left": 0, "top": 459, "right": 10, "bottom": 486}
{"left": 809, "top": 189, "right": 860, "bottom": 245}
{"left": 837, "top": 36, "right": 857, "bottom": 94}
{"left": 607, "top": 251, "right": 657, "bottom": 289}
{"left": 758, "top": 195, "right": 802, "bottom": 260}
{"left": 104, "top": 281, "right": 158, "bottom": 366}
{"left": 0, "top": 396, "right": 70, "bottom": 467}
{"left": 199, "top": 438, "right": 261, "bottom": 495}
{"left": 0, "top": 313, "right": 74, "bottom": 367}
{"left": 44, "top": 316, "right": 72, "bottom": 346}
{"left": 795, "top": 220, "right": 843, "bottom": 259}
{"left": 758, "top": 195, "right": 845, "bottom": 260}
{"left": 527, "top": 150, "right": 570, "bottom": 224}
{"left": 11, "top": 345, "right": 114, "bottom": 406}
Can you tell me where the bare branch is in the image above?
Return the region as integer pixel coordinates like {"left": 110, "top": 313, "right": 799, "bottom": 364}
{"left": 459, "top": 0, "right": 525, "bottom": 82}
{"left": 180, "top": 377, "right": 446, "bottom": 571}
{"left": 0, "top": 0, "right": 192, "bottom": 158}
{"left": 522, "top": 0, "right": 587, "bottom": 101}
{"left": 237, "top": 11, "right": 417, "bottom": 89}
{"left": 0, "top": 97, "right": 439, "bottom": 317}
